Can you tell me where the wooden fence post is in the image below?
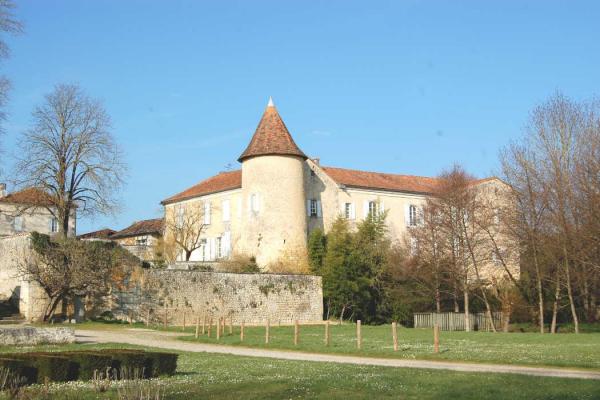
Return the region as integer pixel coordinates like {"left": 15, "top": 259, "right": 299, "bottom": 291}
{"left": 221, "top": 316, "right": 225, "bottom": 336}
{"left": 208, "top": 318, "right": 212, "bottom": 337}
{"left": 195, "top": 314, "right": 200, "bottom": 339}
{"left": 294, "top": 320, "right": 299, "bottom": 346}
{"left": 146, "top": 309, "right": 150, "bottom": 327}
{"left": 216, "top": 317, "right": 221, "bottom": 340}
{"left": 202, "top": 315, "right": 206, "bottom": 335}
{"left": 356, "top": 320, "right": 362, "bottom": 350}
{"left": 229, "top": 317, "right": 233, "bottom": 335}
{"left": 434, "top": 323, "right": 440, "bottom": 353}
{"left": 240, "top": 321, "right": 245, "bottom": 342}
{"left": 163, "top": 305, "right": 167, "bottom": 328}
{"left": 325, "top": 320, "right": 330, "bottom": 346}
{"left": 392, "top": 322, "right": 398, "bottom": 351}
{"left": 265, "top": 319, "right": 270, "bottom": 344}
{"left": 182, "top": 311, "right": 186, "bottom": 331}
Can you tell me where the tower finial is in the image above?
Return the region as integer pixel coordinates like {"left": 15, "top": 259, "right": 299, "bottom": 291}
{"left": 267, "top": 96, "right": 274, "bottom": 107}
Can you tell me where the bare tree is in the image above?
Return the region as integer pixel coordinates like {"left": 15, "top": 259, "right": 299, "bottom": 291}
{"left": 15, "top": 84, "right": 125, "bottom": 238}
{"left": 0, "top": 0, "right": 22, "bottom": 175}
{"left": 164, "top": 203, "right": 208, "bottom": 261}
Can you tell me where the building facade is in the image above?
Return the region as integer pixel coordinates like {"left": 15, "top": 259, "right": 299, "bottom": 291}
{"left": 0, "top": 185, "right": 76, "bottom": 238}
{"left": 162, "top": 99, "right": 516, "bottom": 279}
{"left": 109, "top": 218, "right": 164, "bottom": 262}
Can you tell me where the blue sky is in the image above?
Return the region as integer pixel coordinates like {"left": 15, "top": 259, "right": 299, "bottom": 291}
{"left": 1, "top": 1, "right": 599, "bottom": 234}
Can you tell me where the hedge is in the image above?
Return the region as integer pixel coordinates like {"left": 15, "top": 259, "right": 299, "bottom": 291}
{"left": 0, "top": 349, "right": 178, "bottom": 385}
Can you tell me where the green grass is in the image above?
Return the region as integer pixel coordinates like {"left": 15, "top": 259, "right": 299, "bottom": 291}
{"left": 165, "top": 323, "right": 600, "bottom": 370}
{"left": 0, "top": 342, "right": 599, "bottom": 399}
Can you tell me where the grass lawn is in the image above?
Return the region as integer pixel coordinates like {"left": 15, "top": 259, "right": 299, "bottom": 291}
{"left": 1, "top": 342, "right": 599, "bottom": 399}
{"left": 156, "top": 322, "right": 600, "bottom": 370}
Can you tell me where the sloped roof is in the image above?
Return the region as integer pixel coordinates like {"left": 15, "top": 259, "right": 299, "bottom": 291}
{"left": 0, "top": 187, "right": 54, "bottom": 207}
{"left": 322, "top": 166, "right": 442, "bottom": 194}
{"left": 238, "top": 100, "right": 307, "bottom": 162}
{"left": 77, "top": 228, "right": 116, "bottom": 240}
{"left": 111, "top": 218, "right": 164, "bottom": 239}
{"left": 161, "top": 170, "right": 242, "bottom": 205}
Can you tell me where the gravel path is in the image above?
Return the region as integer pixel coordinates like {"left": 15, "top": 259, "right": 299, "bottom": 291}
{"left": 76, "top": 328, "right": 600, "bottom": 380}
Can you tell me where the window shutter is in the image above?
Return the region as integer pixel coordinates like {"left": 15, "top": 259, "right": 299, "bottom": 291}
{"left": 317, "top": 200, "right": 322, "bottom": 217}
{"left": 223, "top": 231, "right": 231, "bottom": 257}
{"left": 418, "top": 206, "right": 425, "bottom": 226}
{"left": 307, "top": 199, "right": 312, "bottom": 217}
{"left": 204, "top": 202, "right": 211, "bottom": 225}
{"left": 404, "top": 204, "right": 410, "bottom": 227}
{"left": 350, "top": 203, "right": 356, "bottom": 220}
{"left": 209, "top": 238, "right": 216, "bottom": 261}
{"left": 222, "top": 200, "right": 230, "bottom": 222}
{"left": 363, "top": 201, "right": 369, "bottom": 218}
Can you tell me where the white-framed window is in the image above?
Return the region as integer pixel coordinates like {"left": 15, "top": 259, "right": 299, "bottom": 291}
{"left": 368, "top": 201, "right": 378, "bottom": 216}
{"left": 344, "top": 203, "right": 355, "bottom": 220}
{"left": 13, "top": 216, "right": 23, "bottom": 232}
{"left": 409, "top": 204, "right": 418, "bottom": 227}
{"left": 222, "top": 199, "right": 231, "bottom": 222}
{"left": 50, "top": 217, "right": 59, "bottom": 233}
{"left": 250, "top": 193, "right": 260, "bottom": 214}
{"left": 203, "top": 201, "right": 211, "bottom": 225}
{"left": 410, "top": 237, "right": 418, "bottom": 256}
{"left": 136, "top": 236, "right": 148, "bottom": 246}
{"left": 307, "top": 199, "right": 321, "bottom": 218}
{"left": 216, "top": 236, "right": 222, "bottom": 259}
{"left": 200, "top": 238, "right": 207, "bottom": 261}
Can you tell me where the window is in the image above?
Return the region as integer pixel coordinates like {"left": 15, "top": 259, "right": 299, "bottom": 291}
{"left": 216, "top": 236, "right": 222, "bottom": 259}
{"left": 176, "top": 206, "right": 184, "bottom": 228}
{"left": 13, "top": 216, "right": 23, "bottom": 232}
{"left": 136, "top": 236, "right": 148, "bottom": 246}
{"left": 250, "top": 193, "right": 260, "bottom": 214}
{"left": 368, "top": 201, "right": 378, "bottom": 216}
{"left": 50, "top": 217, "right": 59, "bottom": 233}
{"left": 222, "top": 199, "right": 231, "bottom": 222}
{"left": 410, "top": 237, "right": 418, "bottom": 256}
{"left": 408, "top": 205, "right": 418, "bottom": 227}
{"left": 344, "top": 203, "right": 355, "bottom": 220}
{"left": 200, "top": 239, "right": 207, "bottom": 261}
{"left": 203, "top": 201, "right": 211, "bottom": 225}
{"left": 309, "top": 199, "right": 318, "bottom": 217}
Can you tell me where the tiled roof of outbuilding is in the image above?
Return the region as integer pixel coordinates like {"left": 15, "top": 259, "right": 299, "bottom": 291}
{"left": 77, "top": 229, "right": 116, "bottom": 240}
{"left": 111, "top": 218, "right": 164, "bottom": 239}
{"left": 238, "top": 99, "right": 307, "bottom": 162}
{"left": 0, "top": 187, "right": 54, "bottom": 207}
{"left": 161, "top": 170, "right": 242, "bottom": 205}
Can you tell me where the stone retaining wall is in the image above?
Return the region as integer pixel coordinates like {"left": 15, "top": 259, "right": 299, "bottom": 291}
{"left": 112, "top": 270, "right": 323, "bottom": 324}
{"left": 0, "top": 326, "right": 75, "bottom": 345}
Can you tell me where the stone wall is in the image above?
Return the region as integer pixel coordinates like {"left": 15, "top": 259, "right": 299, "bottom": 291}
{"left": 0, "top": 234, "right": 49, "bottom": 321}
{"left": 112, "top": 270, "right": 323, "bottom": 324}
{"left": 0, "top": 326, "right": 75, "bottom": 346}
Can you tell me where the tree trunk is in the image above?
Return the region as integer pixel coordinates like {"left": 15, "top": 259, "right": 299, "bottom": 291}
{"left": 435, "top": 287, "right": 441, "bottom": 313}
{"left": 551, "top": 269, "right": 561, "bottom": 334}
{"left": 44, "top": 295, "right": 63, "bottom": 322}
{"left": 463, "top": 284, "right": 470, "bottom": 332}
{"left": 563, "top": 256, "right": 579, "bottom": 334}
{"left": 339, "top": 305, "right": 346, "bottom": 325}
{"left": 453, "top": 283, "right": 460, "bottom": 313}
{"left": 185, "top": 249, "right": 192, "bottom": 261}
{"left": 532, "top": 246, "right": 545, "bottom": 334}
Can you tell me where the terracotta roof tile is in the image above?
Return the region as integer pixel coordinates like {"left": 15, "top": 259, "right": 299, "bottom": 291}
{"left": 0, "top": 187, "right": 54, "bottom": 207}
{"left": 77, "top": 229, "right": 116, "bottom": 240}
{"left": 161, "top": 170, "right": 242, "bottom": 205}
{"left": 322, "top": 166, "right": 442, "bottom": 194}
{"left": 238, "top": 103, "right": 306, "bottom": 162}
{"left": 111, "top": 218, "right": 164, "bottom": 239}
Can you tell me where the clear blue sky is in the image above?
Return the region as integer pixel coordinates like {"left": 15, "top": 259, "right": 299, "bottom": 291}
{"left": 1, "top": 1, "right": 599, "bottom": 234}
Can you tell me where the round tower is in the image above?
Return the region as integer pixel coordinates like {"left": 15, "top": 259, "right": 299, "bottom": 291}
{"left": 238, "top": 98, "right": 308, "bottom": 270}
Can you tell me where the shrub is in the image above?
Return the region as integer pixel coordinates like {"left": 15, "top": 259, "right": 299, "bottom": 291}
{"left": 12, "top": 353, "right": 72, "bottom": 383}
{"left": 97, "top": 349, "right": 148, "bottom": 378}
{"left": 144, "top": 352, "right": 178, "bottom": 377}
{"left": 64, "top": 352, "right": 115, "bottom": 380}
{"left": 0, "top": 359, "right": 35, "bottom": 385}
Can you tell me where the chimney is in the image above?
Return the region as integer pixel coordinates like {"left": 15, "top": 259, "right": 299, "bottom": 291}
{"left": 0, "top": 183, "right": 6, "bottom": 198}
{"left": 312, "top": 158, "right": 320, "bottom": 166}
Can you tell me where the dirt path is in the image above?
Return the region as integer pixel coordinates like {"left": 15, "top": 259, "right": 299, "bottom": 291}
{"left": 76, "top": 328, "right": 600, "bottom": 380}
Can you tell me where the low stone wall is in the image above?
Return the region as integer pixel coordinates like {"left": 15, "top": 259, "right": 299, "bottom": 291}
{"left": 0, "top": 326, "right": 75, "bottom": 346}
{"left": 112, "top": 270, "right": 323, "bottom": 324}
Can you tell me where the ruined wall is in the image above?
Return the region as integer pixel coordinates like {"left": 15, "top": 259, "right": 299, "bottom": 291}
{"left": 0, "top": 234, "right": 49, "bottom": 321}
{"left": 112, "top": 270, "right": 323, "bottom": 324}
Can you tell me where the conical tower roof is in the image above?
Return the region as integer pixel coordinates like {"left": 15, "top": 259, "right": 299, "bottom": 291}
{"left": 238, "top": 98, "right": 307, "bottom": 162}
